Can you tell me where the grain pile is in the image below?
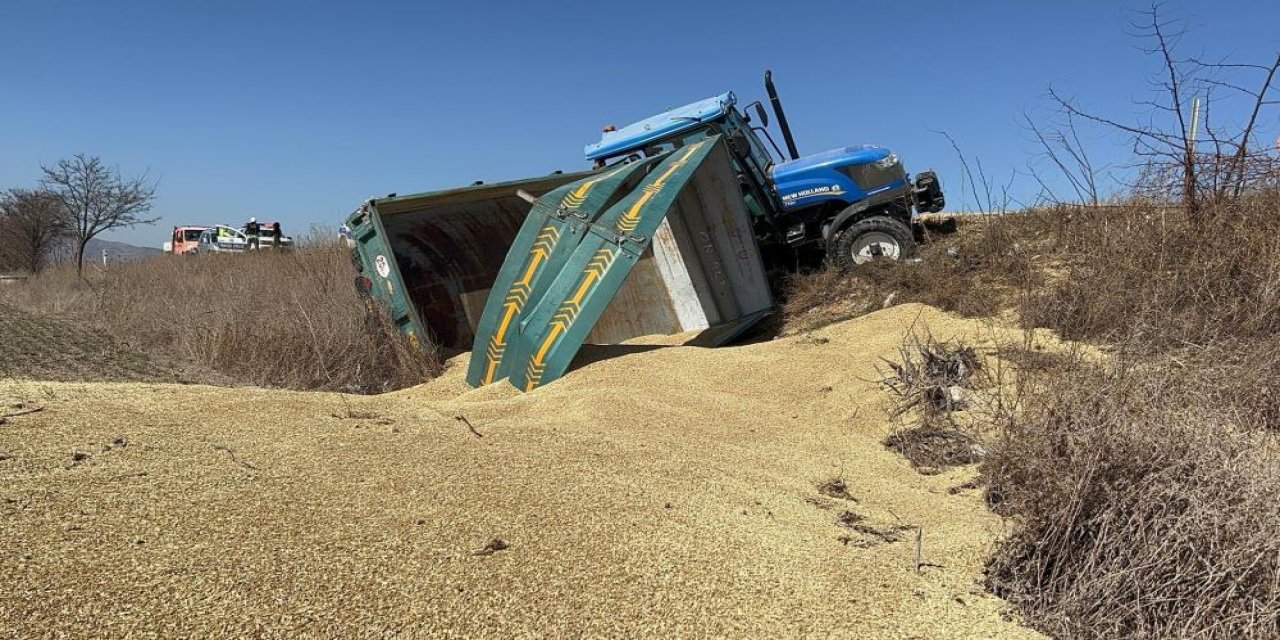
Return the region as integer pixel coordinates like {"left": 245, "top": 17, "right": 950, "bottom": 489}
{"left": 0, "top": 304, "right": 1041, "bottom": 638}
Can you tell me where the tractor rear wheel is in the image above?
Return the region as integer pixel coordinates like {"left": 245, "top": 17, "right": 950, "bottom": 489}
{"left": 830, "top": 215, "right": 916, "bottom": 270}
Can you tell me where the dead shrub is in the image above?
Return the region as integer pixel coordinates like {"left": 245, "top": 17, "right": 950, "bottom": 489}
{"left": 884, "top": 426, "right": 984, "bottom": 472}
{"left": 879, "top": 331, "right": 992, "bottom": 472}
{"left": 881, "top": 332, "right": 982, "bottom": 418}
{"left": 982, "top": 354, "right": 1280, "bottom": 639}
{"left": 0, "top": 240, "right": 440, "bottom": 392}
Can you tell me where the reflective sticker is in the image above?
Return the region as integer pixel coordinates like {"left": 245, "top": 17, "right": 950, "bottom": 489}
{"left": 375, "top": 254, "right": 391, "bottom": 278}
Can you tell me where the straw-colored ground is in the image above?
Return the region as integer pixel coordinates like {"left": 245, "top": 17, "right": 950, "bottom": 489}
{"left": 1, "top": 304, "right": 1041, "bottom": 638}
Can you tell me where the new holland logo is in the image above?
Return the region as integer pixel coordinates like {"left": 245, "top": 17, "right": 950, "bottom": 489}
{"left": 781, "top": 185, "right": 846, "bottom": 206}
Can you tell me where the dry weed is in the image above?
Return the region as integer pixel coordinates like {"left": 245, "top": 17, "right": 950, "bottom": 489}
{"left": 1, "top": 240, "right": 439, "bottom": 392}
{"left": 780, "top": 214, "right": 1049, "bottom": 334}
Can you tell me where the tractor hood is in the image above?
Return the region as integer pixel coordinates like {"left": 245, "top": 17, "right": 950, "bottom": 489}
{"left": 585, "top": 92, "right": 735, "bottom": 161}
{"left": 770, "top": 146, "right": 891, "bottom": 182}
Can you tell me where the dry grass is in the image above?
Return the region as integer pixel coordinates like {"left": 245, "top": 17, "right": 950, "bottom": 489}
{"left": 853, "top": 193, "right": 1280, "bottom": 638}
{"left": 981, "top": 351, "right": 1280, "bottom": 639}
{"left": 1024, "top": 193, "right": 1280, "bottom": 348}
{"left": 780, "top": 214, "right": 1049, "bottom": 335}
{"left": 0, "top": 241, "right": 439, "bottom": 392}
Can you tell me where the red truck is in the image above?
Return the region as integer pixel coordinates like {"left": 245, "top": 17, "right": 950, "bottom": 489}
{"left": 164, "top": 226, "right": 209, "bottom": 255}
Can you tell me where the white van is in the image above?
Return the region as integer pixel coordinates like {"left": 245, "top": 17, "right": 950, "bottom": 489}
{"left": 193, "top": 225, "right": 249, "bottom": 254}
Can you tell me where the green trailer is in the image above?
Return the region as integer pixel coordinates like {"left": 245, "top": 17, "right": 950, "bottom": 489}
{"left": 345, "top": 137, "right": 774, "bottom": 390}
{"left": 345, "top": 173, "right": 589, "bottom": 350}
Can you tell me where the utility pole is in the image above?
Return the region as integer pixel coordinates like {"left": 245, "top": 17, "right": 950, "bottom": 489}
{"left": 1188, "top": 96, "right": 1202, "bottom": 155}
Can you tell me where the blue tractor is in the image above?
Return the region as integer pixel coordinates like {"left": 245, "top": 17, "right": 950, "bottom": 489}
{"left": 584, "top": 71, "right": 945, "bottom": 270}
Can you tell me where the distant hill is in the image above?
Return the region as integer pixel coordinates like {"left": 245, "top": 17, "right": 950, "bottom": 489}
{"left": 50, "top": 237, "right": 163, "bottom": 264}
{"left": 88, "top": 237, "right": 163, "bottom": 262}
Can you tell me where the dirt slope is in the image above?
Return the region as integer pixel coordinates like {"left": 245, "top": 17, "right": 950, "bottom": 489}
{"left": 0, "top": 302, "right": 216, "bottom": 385}
{"left": 0, "top": 304, "right": 1041, "bottom": 638}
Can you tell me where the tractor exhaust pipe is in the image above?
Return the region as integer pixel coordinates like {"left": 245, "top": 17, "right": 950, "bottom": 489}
{"left": 764, "top": 69, "right": 800, "bottom": 161}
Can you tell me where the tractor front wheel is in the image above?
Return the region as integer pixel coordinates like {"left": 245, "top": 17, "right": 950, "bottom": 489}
{"left": 830, "top": 215, "right": 917, "bottom": 270}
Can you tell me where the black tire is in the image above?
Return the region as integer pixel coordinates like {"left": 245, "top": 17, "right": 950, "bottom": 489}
{"left": 830, "top": 215, "right": 917, "bottom": 270}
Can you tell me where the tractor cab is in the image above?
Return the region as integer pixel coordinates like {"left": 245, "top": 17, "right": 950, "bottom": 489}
{"left": 585, "top": 92, "right": 780, "bottom": 234}
{"left": 585, "top": 71, "right": 945, "bottom": 269}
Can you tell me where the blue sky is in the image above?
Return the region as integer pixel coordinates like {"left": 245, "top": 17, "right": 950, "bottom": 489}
{"left": 1, "top": 0, "right": 1277, "bottom": 246}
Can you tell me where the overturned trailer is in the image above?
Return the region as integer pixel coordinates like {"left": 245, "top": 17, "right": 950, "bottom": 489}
{"left": 345, "top": 136, "right": 774, "bottom": 390}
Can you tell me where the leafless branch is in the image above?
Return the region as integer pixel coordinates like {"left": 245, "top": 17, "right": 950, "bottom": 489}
{"left": 39, "top": 154, "right": 158, "bottom": 277}
{"left": 0, "top": 189, "right": 68, "bottom": 273}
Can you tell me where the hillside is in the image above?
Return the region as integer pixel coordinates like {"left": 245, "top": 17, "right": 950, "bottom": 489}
{"left": 88, "top": 237, "right": 162, "bottom": 261}
{"left": 46, "top": 237, "right": 163, "bottom": 265}
{"left": 0, "top": 302, "right": 206, "bottom": 383}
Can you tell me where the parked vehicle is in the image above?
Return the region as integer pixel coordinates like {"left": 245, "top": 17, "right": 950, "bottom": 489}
{"left": 243, "top": 221, "right": 295, "bottom": 249}
{"left": 163, "top": 226, "right": 210, "bottom": 255}
{"left": 192, "top": 225, "right": 249, "bottom": 254}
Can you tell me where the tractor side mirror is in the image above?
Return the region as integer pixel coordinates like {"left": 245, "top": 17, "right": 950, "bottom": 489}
{"left": 753, "top": 102, "right": 769, "bottom": 128}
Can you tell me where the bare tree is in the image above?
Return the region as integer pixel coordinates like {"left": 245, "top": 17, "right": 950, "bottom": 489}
{"left": 0, "top": 188, "right": 68, "bottom": 273}
{"left": 1045, "top": 3, "right": 1279, "bottom": 217}
{"left": 40, "top": 154, "right": 158, "bottom": 277}
{"left": 1192, "top": 54, "right": 1280, "bottom": 200}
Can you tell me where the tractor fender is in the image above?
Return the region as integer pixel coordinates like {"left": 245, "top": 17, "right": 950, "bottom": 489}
{"left": 821, "top": 188, "right": 910, "bottom": 241}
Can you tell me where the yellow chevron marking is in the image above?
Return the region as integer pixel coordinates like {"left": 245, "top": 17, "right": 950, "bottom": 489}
{"left": 482, "top": 301, "right": 522, "bottom": 383}
{"left": 526, "top": 322, "right": 564, "bottom": 390}
{"left": 519, "top": 247, "right": 547, "bottom": 285}
{"left": 504, "top": 285, "right": 529, "bottom": 305}
{"left": 486, "top": 343, "right": 504, "bottom": 361}
{"left": 524, "top": 248, "right": 616, "bottom": 391}
{"left": 524, "top": 362, "right": 546, "bottom": 391}
{"left": 560, "top": 165, "right": 627, "bottom": 210}
{"left": 616, "top": 142, "right": 705, "bottom": 233}
{"left": 483, "top": 223, "right": 566, "bottom": 384}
